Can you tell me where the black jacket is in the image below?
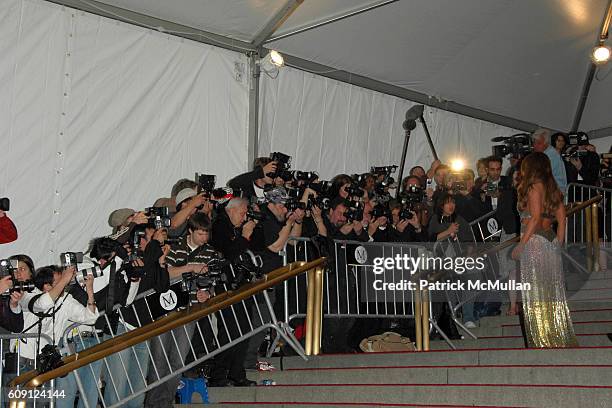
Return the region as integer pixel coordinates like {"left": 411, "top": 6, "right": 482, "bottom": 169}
{"left": 472, "top": 176, "right": 519, "bottom": 235}
{"left": 211, "top": 211, "right": 252, "bottom": 262}
{"left": 227, "top": 166, "right": 266, "bottom": 199}
{"left": 0, "top": 298, "right": 23, "bottom": 333}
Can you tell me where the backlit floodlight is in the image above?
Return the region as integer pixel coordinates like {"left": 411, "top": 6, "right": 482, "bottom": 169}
{"left": 592, "top": 44, "right": 611, "bottom": 64}
{"left": 259, "top": 50, "right": 284, "bottom": 78}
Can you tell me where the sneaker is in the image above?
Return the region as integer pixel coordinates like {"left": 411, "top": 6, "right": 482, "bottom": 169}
{"left": 464, "top": 321, "right": 477, "bottom": 329}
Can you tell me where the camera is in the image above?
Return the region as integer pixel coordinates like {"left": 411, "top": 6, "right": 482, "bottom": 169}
{"left": 0, "top": 197, "right": 9, "bottom": 212}
{"left": 0, "top": 259, "right": 35, "bottom": 294}
{"left": 371, "top": 165, "right": 398, "bottom": 176}
{"left": 37, "top": 344, "right": 64, "bottom": 374}
{"left": 246, "top": 209, "right": 266, "bottom": 222}
{"left": 60, "top": 252, "right": 105, "bottom": 285}
{"left": 308, "top": 180, "right": 332, "bottom": 196}
{"left": 267, "top": 152, "right": 292, "bottom": 179}
{"left": 145, "top": 207, "right": 171, "bottom": 230}
{"left": 293, "top": 171, "right": 318, "bottom": 183}
{"left": 567, "top": 131, "right": 589, "bottom": 147}
{"left": 196, "top": 173, "right": 217, "bottom": 194}
{"left": 401, "top": 185, "right": 425, "bottom": 204}
{"left": 307, "top": 196, "right": 330, "bottom": 211}
{"left": 345, "top": 201, "right": 364, "bottom": 222}
{"left": 285, "top": 199, "right": 306, "bottom": 212}
{"left": 371, "top": 203, "right": 391, "bottom": 219}
{"left": 345, "top": 184, "right": 364, "bottom": 198}
{"left": 562, "top": 146, "right": 588, "bottom": 161}
{"left": 491, "top": 133, "right": 533, "bottom": 159}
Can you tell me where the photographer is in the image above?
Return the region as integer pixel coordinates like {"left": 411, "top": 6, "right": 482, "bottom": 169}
{"left": 211, "top": 197, "right": 257, "bottom": 261}
{"left": 18, "top": 265, "right": 98, "bottom": 374}
{"left": 227, "top": 157, "right": 278, "bottom": 200}
{"left": 451, "top": 169, "right": 487, "bottom": 223}
{"left": 144, "top": 213, "right": 215, "bottom": 407}
{"left": 0, "top": 204, "right": 17, "bottom": 244}
{"left": 0, "top": 276, "right": 23, "bottom": 333}
{"left": 107, "top": 207, "right": 148, "bottom": 242}
{"left": 169, "top": 188, "right": 214, "bottom": 236}
{"left": 99, "top": 226, "right": 170, "bottom": 408}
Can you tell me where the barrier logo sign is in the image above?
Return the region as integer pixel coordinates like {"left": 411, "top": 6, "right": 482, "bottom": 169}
{"left": 487, "top": 218, "right": 499, "bottom": 235}
{"left": 354, "top": 246, "right": 368, "bottom": 264}
{"left": 160, "top": 290, "right": 178, "bottom": 311}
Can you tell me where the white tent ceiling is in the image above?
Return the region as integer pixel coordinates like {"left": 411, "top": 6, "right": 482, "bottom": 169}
{"left": 60, "top": 0, "right": 612, "bottom": 135}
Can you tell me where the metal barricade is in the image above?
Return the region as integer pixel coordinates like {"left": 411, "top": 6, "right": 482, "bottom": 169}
{"left": 278, "top": 238, "right": 432, "bottom": 350}
{"left": 51, "top": 282, "right": 304, "bottom": 408}
{"left": 1, "top": 333, "right": 54, "bottom": 408}
{"left": 566, "top": 183, "right": 611, "bottom": 273}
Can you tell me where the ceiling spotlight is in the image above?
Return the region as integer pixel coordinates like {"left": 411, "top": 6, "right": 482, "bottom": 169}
{"left": 592, "top": 44, "right": 611, "bottom": 64}
{"left": 259, "top": 50, "right": 284, "bottom": 78}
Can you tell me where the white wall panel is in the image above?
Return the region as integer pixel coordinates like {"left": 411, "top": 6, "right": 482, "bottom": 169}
{"left": 259, "top": 66, "right": 518, "bottom": 181}
{"left": 0, "top": 0, "right": 248, "bottom": 264}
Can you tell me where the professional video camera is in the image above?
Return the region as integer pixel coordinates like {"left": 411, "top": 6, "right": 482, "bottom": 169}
{"left": 561, "top": 132, "right": 590, "bottom": 161}
{"left": 491, "top": 133, "right": 532, "bottom": 159}
{"left": 0, "top": 197, "right": 9, "bottom": 212}
{"left": 0, "top": 259, "right": 35, "bottom": 294}
{"left": 60, "top": 252, "right": 106, "bottom": 285}
{"left": 267, "top": 152, "right": 292, "bottom": 179}
{"left": 144, "top": 207, "right": 171, "bottom": 230}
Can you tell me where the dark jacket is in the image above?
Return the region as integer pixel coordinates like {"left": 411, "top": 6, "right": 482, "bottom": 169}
{"left": 227, "top": 166, "right": 266, "bottom": 199}
{"left": 472, "top": 176, "right": 519, "bottom": 235}
{"left": 211, "top": 211, "right": 252, "bottom": 262}
{"left": 0, "top": 298, "right": 23, "bottom": 332}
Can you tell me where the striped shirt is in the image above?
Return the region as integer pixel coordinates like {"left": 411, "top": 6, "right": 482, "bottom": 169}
{"left": 166, "top": 236, "right": 220, "bottom": 267}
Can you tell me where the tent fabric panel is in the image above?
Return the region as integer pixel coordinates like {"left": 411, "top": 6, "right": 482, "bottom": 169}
{"left": 259, "top": 65, "right": 519, "bottom": 181}
{"left": 0, "top": 0, "right": 248, "bottom": 264}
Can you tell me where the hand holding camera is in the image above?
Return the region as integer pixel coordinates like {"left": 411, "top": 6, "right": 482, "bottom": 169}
{"left": 241, "top": 220, "right": 257, "bottom": 240}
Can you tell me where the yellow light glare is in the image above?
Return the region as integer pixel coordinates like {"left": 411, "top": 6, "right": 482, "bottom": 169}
{"left": 592, "top": 45, "right": 611, "bottom": 64}
{"left": 450, "top": 159, "right": 465, "bottom": 172}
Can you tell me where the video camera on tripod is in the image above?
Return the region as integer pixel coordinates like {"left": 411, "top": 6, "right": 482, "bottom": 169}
{"left": 0, "top": 259, "right": 35, "bottom": 295}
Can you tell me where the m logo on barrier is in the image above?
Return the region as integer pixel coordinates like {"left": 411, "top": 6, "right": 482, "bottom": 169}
{"left": 160, "top": 290, "right": 178, "bottom": 311}
{"left": 355, "top": 246, "right": 368, "bottom": 264}
{"left": 487, "top": 218, "right": 499, "bottom": 235}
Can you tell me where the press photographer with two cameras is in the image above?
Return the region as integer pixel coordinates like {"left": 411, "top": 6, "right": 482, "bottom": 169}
{"left": 0, "top": 197, "right": 17, "bottom": 244}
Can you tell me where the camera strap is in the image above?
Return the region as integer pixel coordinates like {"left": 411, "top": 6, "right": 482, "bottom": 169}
{"left": 104, "top": 260, "right": 118, "bottom": 314}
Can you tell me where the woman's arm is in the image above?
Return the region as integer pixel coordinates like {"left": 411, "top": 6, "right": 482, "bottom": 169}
{"left": 555, "top": 199, "right": 566, "bottom": 244}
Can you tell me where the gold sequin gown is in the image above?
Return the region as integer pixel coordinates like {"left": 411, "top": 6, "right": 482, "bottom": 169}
{"left": 520, "top": 223, "right": 578, "bottom": 348}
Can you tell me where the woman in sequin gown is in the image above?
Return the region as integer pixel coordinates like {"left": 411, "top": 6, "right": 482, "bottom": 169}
{"left": 511, "top": 152, "right": 578, "bottom": 348}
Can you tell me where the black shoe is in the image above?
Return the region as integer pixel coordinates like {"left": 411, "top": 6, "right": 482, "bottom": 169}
{"left": 229, "top": 378, "right": 257, "bottom": 387}
{"left": 208, "top": 378, "right": 233, "bottom": 387}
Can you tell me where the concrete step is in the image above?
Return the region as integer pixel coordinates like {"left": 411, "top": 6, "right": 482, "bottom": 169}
{"left": 250, "top": 365, "right": 612, "bottom": 387}
{"left": 463, "top": 320, "right": 612, "bottom": 337}
{"left": 206, "top": 383, "right": 612, "bottom": 407}
{"left": 479, "top": 308, "right": 612, "bottom": 328}
{"left": 428, "top": 334, "right": 610, "bottom": 350}
{"left": 263, "top": 347, "right": 612, "bottom": 370}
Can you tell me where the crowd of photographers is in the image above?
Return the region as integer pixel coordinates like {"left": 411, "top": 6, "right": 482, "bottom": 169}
{"left": 0, "top": 128, "right": 610, "bottom": 407}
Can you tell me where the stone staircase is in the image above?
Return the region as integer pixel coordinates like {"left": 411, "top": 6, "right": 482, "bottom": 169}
{"left": 183, "top": 271, "right": 612, "bottom": 407}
